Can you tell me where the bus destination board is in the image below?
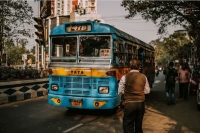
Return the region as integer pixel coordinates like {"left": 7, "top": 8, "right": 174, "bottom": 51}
{"left": 66, "top": 24, "right": 91, "bottom": 32}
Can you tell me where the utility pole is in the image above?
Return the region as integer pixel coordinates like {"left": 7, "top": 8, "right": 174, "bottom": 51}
{"left": 0, "top": 25, "right": 2, "bottom": 66}
{"left": 0, "top": 1, "right": 4, "bottom": 66}
{"left": 43, "top": 18, "right": 46, "bottom": 69}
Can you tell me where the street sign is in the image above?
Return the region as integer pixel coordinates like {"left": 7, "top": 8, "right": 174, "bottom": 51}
{"left": 22, "top": 54, "right": 27, "bottom": 61}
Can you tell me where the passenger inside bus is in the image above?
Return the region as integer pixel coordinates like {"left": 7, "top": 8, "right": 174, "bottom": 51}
{"left": 138, "top": 48, "right": 144, "bottom": 63}
{"left": 51, "top": 37, "right": 77, "bottom": 58}
{"left": 63, "top": 37, "right": 77, "bottom": 57}
{"left": 80, "top": 36, "right": 111, "bottom": 57}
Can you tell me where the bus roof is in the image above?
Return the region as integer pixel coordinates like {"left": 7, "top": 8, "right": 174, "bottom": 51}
{"left": 50, "top": 20, "right": 154, "bottom": 49}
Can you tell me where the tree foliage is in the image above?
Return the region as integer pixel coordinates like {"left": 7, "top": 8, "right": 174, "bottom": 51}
{"left": 122, "top": 1, "right": 200, "bottom": 61}
{"left": 4, "top": 39, "right": 30, "bottom": 65}
{"left": 150, "top": 39, "right": 170, "bottom": 65}
{"left": 121, "top": 1, "right": 200, "bottom": 35}
{"left": 0, "top": 0, "right": 34, "bottom": 40}
{"left": 164, "top": 31, "right": 192, "bottom": 60}
{"left": 30, "top": 46, "right": 36, "bottom": 54}
{"left": 151, "top": 31, "right": 192, "bottom": 64}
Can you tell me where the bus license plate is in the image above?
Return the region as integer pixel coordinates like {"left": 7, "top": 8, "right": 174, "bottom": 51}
{"left": 71, "top": 100, "right": 82, "bottom": 106}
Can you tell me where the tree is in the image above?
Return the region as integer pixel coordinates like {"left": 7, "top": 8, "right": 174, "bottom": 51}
{"left": 0, "top": 0, "right": 34, "bottom": 65}
{"left": 163, "top": 31, "right": 192, "bottom": 61}
{"left": 30, "top": 46, "right": 35, "bottom": 54}
{"left": 121, "top": 1, "right": 200, "bottom": 34}
{"left": 121, "top": 1, "right": 200, "bottom": 60}
{"left": 150, "top": 39, "right": 170, "bottom": 65}
{"left": 150, "top": 31, "right": 192, "bottom": 64}
{"left": 2, "top": 38, "right": 32, "bottom": 66}
{"left": 0, "top": 0, "right": 33, "bottom": 38}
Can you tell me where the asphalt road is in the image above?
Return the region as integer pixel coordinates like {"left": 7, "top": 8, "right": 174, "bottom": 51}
{"left": 0, "top": 72, "right": 200, "bottom": 133}
{"left": 144, "top": 72, "right": 200, "bottom": 133}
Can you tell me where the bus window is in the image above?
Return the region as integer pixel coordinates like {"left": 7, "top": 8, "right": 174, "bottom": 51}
{"left": 119, "top": 43, "right": 123, "bottom": 53}
{"left": 128, "top": 45, "right": 132, "bottom": 53}
{"left": 51, "top": 37, "right": 77, "bottom": 57}
{"left": 52, "top": 37, "right": 63, "bottom": 57}
{"left": 133, "top": 46, "right": 136, "bottom": 55}
{"left": 64, "top": 37, "right": 77, "bottom": 57}
{"left": 113, "top": 41, "right": 124, "bottom": 64}
{"left": 80, "top": 36, "right": 111, "bottom": 57}
{"left": 125, "top": 44, "right": 128, "bottom": 53}
{"left": 124, "top": 43, "right": 128, "bottom": 64}
{"left": 138, "top": 47, "right": 144, "bottom": 63}
{"left": 128, "top": 54, "right": 132, "bottom": 64}
{"left": 146, "top": 58, "right": 150, "bottom": 63}
{"left": 114, "top": 41, "right": 118, "bottom": 52}
{"left": 113, "top": 40, "right": 118, "bottom": 63}
{"left": 119, "top": 53, "right": 124, "bottom": 64}
{"left": 124, "top": 54, "right": 129, "bottom": 64}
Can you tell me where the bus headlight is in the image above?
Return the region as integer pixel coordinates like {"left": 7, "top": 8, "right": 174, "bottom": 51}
{"left": 98, "top": 87, "right": 109, "bottom": 94}
{"left": 51, "top": 84, "right": 59, "bottom": 91}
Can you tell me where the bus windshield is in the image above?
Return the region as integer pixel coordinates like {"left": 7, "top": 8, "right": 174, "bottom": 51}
{"left": 51, "top": 35, "right": 111, "bottom": 62}
{"left": 52, "top": 37, "right": 77, "bottom": 57}
{"left": 80, "top": 35, "right": 111, "bottom": 57}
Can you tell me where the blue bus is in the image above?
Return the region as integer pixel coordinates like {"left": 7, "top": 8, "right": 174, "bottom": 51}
{"left": 48, "top": 20, "right": 155, "bottom": 110}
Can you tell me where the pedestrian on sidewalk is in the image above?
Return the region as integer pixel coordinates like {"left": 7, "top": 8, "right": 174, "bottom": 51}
{"left": 178, "top": 62, "right": 191, "bottom": 100}
{"left": 118, "top": 59, "right": 150, "bottom": 133}
{"left": 155, "top": 65, "right": 159, "bottom": 77}
{"left": 164, "top": 61, "right": 178, "bottom": 105}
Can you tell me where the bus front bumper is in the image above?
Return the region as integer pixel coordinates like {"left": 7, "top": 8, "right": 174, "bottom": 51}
{"left": 48, "top": 94, "right": 120, "bottom": 109}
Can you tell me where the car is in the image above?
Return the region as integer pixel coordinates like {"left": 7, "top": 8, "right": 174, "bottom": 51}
{"left": 189, "top": 67, "right": 200, "bottom": 95}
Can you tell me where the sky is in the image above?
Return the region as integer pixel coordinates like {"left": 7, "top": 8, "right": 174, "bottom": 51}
{"left": 27, "top": 0, "right": 182, "bottom": 49}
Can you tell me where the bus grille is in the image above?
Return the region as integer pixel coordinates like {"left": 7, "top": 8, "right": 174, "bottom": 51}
{"left": 64, "top": 77, "right": 93, "bottom": 95}
{"left": 51, "top": 76, "right": 109, "bottom": 96}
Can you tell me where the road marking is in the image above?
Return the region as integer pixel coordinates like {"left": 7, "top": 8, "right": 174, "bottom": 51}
{"left": 154, "top": 80, "right": 160, "bottom": 83}
{"left": 63, "top": 123, "right": 83, "bottom": 133}
{"left": 154, "top": 79, "right": 178, "bottom": 84}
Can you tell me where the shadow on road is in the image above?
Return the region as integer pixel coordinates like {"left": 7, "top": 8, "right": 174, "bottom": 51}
{"left": 65, "top": 107, "right": 119, "bottom": 117}
{"left": 143, "top": 73, "right": 200, "bottom": 133}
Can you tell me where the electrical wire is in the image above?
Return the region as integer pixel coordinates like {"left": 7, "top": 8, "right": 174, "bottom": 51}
{"left": 110, "top": 23, "right": 157, "bottom": 31}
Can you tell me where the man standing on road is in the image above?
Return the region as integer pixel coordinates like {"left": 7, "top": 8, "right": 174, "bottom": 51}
{"left": 178, "top": 62, "right": 190, "bottom": 100}
{"left": 164, "top": 62, "right": 178, "bottom": 105}
{"left": 118, "top": 59, "right": 151, "bottom": 133}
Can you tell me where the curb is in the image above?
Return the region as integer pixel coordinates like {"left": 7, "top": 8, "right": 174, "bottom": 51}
{"left": 0, "top": 82, "right": 49, "bottom": 105}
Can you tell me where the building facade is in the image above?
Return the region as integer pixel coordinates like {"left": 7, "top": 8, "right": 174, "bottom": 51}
{"left": 42, "top": 0, "right": 98, "bottom": 17}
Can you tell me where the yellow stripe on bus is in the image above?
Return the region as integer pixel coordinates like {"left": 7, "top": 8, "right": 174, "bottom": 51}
{"left": 51, "top": 67, "right": 130, "bottom": 79}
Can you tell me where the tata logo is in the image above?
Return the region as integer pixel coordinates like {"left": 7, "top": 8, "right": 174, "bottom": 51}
{"left": 70, "top": 71, "right": 84, "bottom": 75}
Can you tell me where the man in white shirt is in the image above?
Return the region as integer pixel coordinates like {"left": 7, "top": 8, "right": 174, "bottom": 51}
{"left": 118, "top": 59, "right": 150, "bottom": 133}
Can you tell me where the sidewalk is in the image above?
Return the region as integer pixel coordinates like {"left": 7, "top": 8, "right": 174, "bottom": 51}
{"left": 0, "top": 78, "right": 49, "bottom": 105}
